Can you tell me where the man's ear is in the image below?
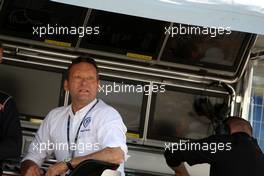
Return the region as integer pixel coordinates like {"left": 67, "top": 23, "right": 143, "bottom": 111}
{"left": 0, "top": 47, "right": 3, "bottom": 63}
{"left": 64, "top": 80, "right": 69, "bottom": 91}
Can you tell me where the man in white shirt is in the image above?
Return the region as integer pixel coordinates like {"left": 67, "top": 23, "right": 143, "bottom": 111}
{"left": 21, "top": 56, "right": 127, "bottom": 176}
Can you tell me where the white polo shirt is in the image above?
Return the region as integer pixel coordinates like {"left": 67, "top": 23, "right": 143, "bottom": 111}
{"left": 23, "top": 99, "right": 127, "bottom": 176}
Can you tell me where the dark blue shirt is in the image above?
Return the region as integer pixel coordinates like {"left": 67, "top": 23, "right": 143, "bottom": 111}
{"left": 0, "top": 91, "right": 22, "bottom": 173}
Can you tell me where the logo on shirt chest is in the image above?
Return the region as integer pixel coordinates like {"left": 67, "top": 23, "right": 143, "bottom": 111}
{"left": 83, "top": 116, "right": 91, "bottom": 128}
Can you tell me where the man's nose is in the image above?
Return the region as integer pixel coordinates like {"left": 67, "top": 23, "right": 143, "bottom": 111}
{"left": 80, "top": 78, "right": 89, "bottom": 85}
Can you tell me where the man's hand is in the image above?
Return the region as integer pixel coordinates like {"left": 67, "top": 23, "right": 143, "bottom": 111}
{"left": 21, "top": 160, "right": 44, "bottom": 176}
{"left": 45, "top": 162, "right": 68, "bottom": 176}
{"left": 171, "top": 163, "right": 190, "bottom": 176}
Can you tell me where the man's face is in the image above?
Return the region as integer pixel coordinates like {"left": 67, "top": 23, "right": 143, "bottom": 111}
{"left": 0, "top": 47, "right": 3, "bottom": 63}
{"left": 64, "top": 62, "right": 99, "bottom": 106}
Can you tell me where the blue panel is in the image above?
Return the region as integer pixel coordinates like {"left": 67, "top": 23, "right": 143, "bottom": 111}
{"left": 252, "top": 96, "right": 263, "bottom": 105}
{"left": 253, "top": 122, "right": 261, "bottom": 138}
{"left": 253, "top": 105, "right": 262, "bottom": 121}
{"left": 260, "top": 123, "right": 264, "bottom": 137}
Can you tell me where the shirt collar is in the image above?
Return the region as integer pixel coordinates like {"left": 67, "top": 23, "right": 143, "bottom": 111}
{"left": 68, "top": 98, "right": 97, "bottom": 118}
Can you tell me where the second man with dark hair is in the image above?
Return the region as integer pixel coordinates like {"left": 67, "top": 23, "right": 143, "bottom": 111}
{"left": 164, "top": 116, "right": 264, "bottom": 176}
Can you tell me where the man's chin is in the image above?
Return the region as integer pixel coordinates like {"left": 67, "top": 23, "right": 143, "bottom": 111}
{"left": 77, "top": 97, "right": 95, "bottom": 104}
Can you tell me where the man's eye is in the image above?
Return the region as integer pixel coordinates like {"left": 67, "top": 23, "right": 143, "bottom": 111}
{"left": 86, "top": 77, "right": 93, "bottom": 80}
{"left": 73, "top": 76, "right": 81, "bottom": 79}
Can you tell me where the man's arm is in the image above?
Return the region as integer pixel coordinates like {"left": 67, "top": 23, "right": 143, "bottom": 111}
{"left": 21, "top": 111, "right": 54, "bottom": 176}
{"left": 20, "top": 160, "right": 44, "bottom": 176}
{"left": 164, "top": 137, "right": 217, "bottom": 169}
{"left": 45, "top": 147, "right": 124, "bottom": 176}
{"left": 0, "top": 98, "right": 22, "bottom": 159}
{"left": 72, "top": 147, "right": 124, "bottom": 166}
{"left": 170, "top": 163, "right": 190, "bottom": 176}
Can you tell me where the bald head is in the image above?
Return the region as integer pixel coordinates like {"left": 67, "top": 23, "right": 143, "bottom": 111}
{"left": 225, "top": 117, "right": 252, "bottom": 136}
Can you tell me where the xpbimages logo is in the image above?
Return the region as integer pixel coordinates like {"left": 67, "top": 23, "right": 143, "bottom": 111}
{"left": 165, "top": 24, "right": 231, "bottom": 38}
{"left": 165, "top": 140, "right": 232, "bottom": 154}
{"left": 32, "top": 140, "right": 100, "bottom": 154}
{"left": 98, "top": 82, "right": 166, "bottom": 95}
{"left": 32, "top": 24, "right": 100, "bottom": 38}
